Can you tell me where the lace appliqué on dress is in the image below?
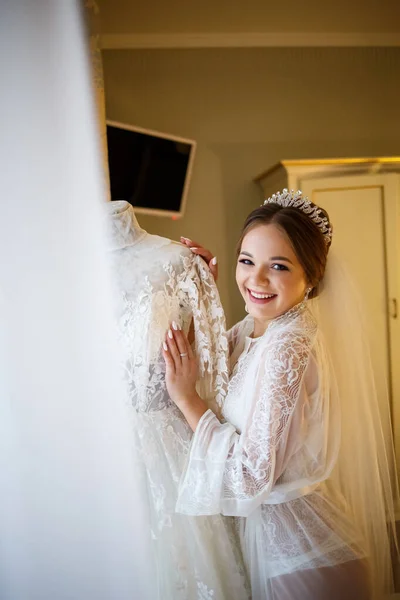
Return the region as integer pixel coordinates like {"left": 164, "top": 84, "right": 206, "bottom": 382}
{"left": 118, "top": 254, "right": 228, "bottom": 414}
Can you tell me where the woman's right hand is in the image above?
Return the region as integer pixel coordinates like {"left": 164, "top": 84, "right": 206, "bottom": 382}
{"left": 180, "top": 237, "right": 218, "bottom": 281}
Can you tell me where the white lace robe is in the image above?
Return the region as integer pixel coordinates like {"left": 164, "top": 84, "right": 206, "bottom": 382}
{"left": 108, "top": 212, "right": 249, "bottom": 600}
{"left": 177, "top": 305, "right": 369, "bottom": 599}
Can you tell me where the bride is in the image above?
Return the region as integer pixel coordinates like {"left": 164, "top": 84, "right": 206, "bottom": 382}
{"left": 163, "top": 189, "right": 397, "bottom": 599}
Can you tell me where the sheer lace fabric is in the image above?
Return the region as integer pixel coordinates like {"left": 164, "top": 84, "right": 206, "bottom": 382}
{"left": 177, "top": 305, "right": 371, "bottom": 598}
{"left": 107, "top": 205, "right": 248, "bottom": 600}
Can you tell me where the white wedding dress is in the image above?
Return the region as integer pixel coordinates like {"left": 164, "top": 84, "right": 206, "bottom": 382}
{"left": 107, "top": 201, "right": 249, "bottom": 600}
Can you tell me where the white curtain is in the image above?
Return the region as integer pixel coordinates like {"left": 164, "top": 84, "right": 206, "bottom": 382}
{"left": 0, "top": 2, "right": 155, "bottom": 599}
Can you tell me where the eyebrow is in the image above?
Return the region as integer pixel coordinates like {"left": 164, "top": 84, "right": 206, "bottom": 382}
{"left": 239, "top": 251, "right": 294, "bottom": 265}
{"left": 270, "top": 255, "right": 294, "bottom": 265}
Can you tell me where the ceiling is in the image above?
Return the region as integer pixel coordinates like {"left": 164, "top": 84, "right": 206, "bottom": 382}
{"left": 98, "top": 0, "right": 400, "bottom": 47}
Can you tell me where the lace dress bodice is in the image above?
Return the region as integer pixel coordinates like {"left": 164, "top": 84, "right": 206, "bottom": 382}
{"left": 110, "top": 235, "right": 228, "bottom": 414}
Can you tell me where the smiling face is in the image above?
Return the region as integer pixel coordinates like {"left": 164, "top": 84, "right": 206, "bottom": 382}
{"left": 236, "top": 223, "right": 309, "bottom": 336}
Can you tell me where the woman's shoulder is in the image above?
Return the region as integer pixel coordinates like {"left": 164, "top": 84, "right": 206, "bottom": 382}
{"left": 255, "top": 312, "right": 318, "bottom": 381}
{"left": 264, "top": 307, "right": 318, "bottom": 352}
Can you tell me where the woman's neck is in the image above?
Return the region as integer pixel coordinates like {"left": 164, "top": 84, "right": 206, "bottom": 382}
{"left": 252, "top": 318, "right": 272, "bottom": 338}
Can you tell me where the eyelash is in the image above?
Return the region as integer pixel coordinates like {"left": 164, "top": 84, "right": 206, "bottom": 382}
{"left": 272, "top": 264, "right": 289, "bottom": 271}
{"left": 238, "top": 259, "right": 289, "bottom": 271}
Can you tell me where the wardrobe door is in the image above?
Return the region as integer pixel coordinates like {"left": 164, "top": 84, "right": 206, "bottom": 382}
{"left": 302, "top": 174, "right": 400, "bottom": 477}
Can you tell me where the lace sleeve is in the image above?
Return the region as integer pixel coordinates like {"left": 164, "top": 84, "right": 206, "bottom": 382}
{"left": 176, "top": 327, "right": 315, "bottom": 517}
{"left": 178, "top": 255, "right": 229, "bottom": 412}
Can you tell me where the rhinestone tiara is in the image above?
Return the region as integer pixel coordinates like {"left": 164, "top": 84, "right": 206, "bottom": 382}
{"left": 263, "top": 188, "right": 333, "bottom": 246}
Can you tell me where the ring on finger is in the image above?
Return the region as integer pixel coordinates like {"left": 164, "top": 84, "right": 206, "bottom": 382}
{"left": 180, "top": 352, "right": 188, "bottom": 358}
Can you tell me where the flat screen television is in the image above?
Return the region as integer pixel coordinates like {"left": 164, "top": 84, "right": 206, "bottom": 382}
{"left": 106, "top": 120, "right": 196, "bottom": 218}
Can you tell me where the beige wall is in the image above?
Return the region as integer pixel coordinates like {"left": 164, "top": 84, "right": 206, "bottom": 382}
{"left": 103, "top": 47, "right": 400, "bottom": 326}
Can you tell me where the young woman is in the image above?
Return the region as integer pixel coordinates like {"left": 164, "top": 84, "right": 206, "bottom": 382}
{"left": 162, "top": 189, "right": 397, "bottom": 600}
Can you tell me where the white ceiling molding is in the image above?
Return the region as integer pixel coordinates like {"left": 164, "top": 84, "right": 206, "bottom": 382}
{"left": 100, "top": 32, "right": 400, "bottom": 50}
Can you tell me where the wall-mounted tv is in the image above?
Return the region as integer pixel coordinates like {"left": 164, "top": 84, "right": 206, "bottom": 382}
{"left": 106, "top": 120, "right": 196, "bottom": 218}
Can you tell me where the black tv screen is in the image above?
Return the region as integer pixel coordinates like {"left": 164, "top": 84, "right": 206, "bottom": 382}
{"left": 106, "top": 121, "right": 196, "bottom": 218}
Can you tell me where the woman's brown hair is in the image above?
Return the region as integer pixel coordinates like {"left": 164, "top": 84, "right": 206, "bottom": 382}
{"left": 237, "top": 202, "right": 332, "bottom": 299}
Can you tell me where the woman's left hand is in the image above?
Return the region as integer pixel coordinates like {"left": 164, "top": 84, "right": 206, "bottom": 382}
{"left": 162, "top": 323, "right": 198, "bottom": 407}
{"left": 180, "top": 237, "right": 218, "bottom": 281}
